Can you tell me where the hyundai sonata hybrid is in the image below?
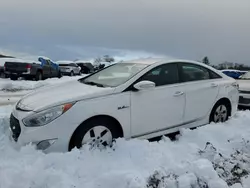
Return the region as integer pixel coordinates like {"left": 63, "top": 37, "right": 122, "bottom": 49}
{"left": 9, "top": 58, "right": 239, "bottom": 153}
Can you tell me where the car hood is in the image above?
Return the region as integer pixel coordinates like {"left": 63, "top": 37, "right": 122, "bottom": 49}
{"left": 18, "top": 80, "right": 115, "bottom": 112}
{"left": 237, "top": 79, "right": 250, "bottom": 91}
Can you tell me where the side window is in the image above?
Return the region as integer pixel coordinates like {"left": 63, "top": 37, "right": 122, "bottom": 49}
{"left": 210, "top": 70, "right": 222, "bottom": 79}
{"left": 45, "top": 60, "right": 50, "bottom": 65}
{"left": 180, "top": 63, "right": 210, "bottom": 82}
{"left": 138, "top": 63, "right": 179, "bottom": 86}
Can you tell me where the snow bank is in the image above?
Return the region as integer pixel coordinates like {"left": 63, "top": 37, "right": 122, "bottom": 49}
{"left": 1, "top": 105, "right": 250, "bottom": 187}
{"left": 0, "top": 76, "right": 85, "bottom": 91}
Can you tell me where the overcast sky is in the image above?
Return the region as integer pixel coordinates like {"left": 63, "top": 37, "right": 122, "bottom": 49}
{"left": 0, "top": 0, "right": 250, "bottom": 64}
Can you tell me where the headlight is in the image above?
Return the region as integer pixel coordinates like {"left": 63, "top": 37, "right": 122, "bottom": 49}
{"left": 22, "top": 103, "right": 75, "bottom": 127}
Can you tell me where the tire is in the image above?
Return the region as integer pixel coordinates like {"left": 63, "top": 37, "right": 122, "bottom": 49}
{"left": 10, "top": 75, "right": 18, "bottom": 80}
{"left": 70, "top": 71, "right": 74, "bottom": 77}
{"left": 209, "top": 101, "right": 230, "bottom": 123}
{"left": 58, "top": 71, "right": 62, "bottom": 78}
{"left": 35, "top": 71, "right": 43, "bottom": 81}
{"left": 69, "top": 117, "right": 122, "bottom": 151}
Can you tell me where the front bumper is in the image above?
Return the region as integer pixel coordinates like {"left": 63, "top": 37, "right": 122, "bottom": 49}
{"left": 5, "top": 70, "right": 31, "bottom": 76}
{"left": 238, "top": 93, "right": 250, "bottom": 107}
{"left": 8, "top": 108, "right": 74, "bottom": 153}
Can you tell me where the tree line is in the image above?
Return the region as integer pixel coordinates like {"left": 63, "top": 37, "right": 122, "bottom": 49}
{"left": 201, "top": 56, "right": 250, "bottom": 71}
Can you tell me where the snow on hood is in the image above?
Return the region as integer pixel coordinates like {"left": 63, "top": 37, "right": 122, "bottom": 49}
{"left": 237, "top": 79, "right": 250, "bottom": 91}
{"left": 19, "top": 80, "right": 115, "bottom": 111}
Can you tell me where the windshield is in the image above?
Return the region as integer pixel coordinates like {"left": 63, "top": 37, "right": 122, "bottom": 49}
{"left": 240, "top": 71, "right": 250, "bottom": 79}
{"left": 79, "top": 63, "right": 148, "bottom": 87}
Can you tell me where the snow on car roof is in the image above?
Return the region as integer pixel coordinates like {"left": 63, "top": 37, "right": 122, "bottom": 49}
{"left": 122, "top": 57, "right": 195, "bottom": 65}
{"left": 221, "top": 69, "right": 247, "bottom": 72}
{"left": 56, "top": 60, "right": 74, "bottom": 64}
{"left": 74, "top": 60, "right": 93, "bottom": 64}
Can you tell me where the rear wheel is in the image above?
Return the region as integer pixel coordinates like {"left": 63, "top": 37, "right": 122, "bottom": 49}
{"left": 35, "top": 71, "right": 43, "bottom": 81}
{"left": 69, "top": 117, "right": 122, "bottom": 151}
{"left": 58, "top": 71, "right": 62, "bottom": 78}
{"left": 10, "top": 75, "right": 18, "bottom": 80}
{"left": 210, "top": 101, "right": 230, "bottom": 123}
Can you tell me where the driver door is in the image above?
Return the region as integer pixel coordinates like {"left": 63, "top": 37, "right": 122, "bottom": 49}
{"left": 130, "top": 63, "right": 186, "bottom": 138}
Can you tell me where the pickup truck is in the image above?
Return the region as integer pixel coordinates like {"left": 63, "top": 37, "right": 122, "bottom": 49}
{"left": 4, "top": 57, "right": 61, "bottom": 80}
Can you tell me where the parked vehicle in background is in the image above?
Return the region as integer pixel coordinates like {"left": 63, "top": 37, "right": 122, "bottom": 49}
{"left": 0, "top": 57, "right": 15, "bottom": 78}
{"left": 4, "top": 57, "right": 61, "bottom": 80}
{"left": 9, "top": 58, "right": 238, "bottom": 153}
{"left": 75, "top": 62, "right": 94, "bottom": 74}
{"left": 57, "top": 61, "right": 81, "bottom": 76}
{"left": 0, "top": 65, "right": 4, "bottom": 78}
{"left": 221, "top": 69, "right": 247, "bottom": 79}
{"left": 237, "top": 71, "right": 250, "bottom": 107}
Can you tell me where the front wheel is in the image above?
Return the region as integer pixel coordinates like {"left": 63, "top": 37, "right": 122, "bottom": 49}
{"left": 70, "top": 71, "right": 74, "bottom": 77}
{"left": 69, "top": 117, "right": 122, "bottom": 151}
{"left": 210, "top": 102, "right": 230, "bottom": 123}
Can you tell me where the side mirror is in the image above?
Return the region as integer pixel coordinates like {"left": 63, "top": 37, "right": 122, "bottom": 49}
{"left": 133, "top": 80, "right": 155, "bottom": 90}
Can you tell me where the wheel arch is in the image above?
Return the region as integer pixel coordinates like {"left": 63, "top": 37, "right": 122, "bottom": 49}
{"left": 68, "top": 115, "right": 124, "bottom": 151}
{"left": 37, "top": 69, "right": 43, "bottom": 74}
{"left": 210, "top": 97, "right": 232, "bottom": 122}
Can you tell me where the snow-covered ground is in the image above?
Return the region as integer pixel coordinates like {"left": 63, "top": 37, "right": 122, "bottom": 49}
{"left": 1, "top": 78, "right": 250, "bottom": 188}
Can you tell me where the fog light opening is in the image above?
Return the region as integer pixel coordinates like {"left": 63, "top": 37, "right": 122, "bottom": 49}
{"left": 36, "top": 139, "right": 57, "bottom": 150}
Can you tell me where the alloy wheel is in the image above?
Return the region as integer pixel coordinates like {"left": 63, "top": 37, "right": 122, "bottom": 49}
{"left": 214, "top": 104, "right": 228, "bottom": 122}
{"left": 82, "top": 126, "right": 113, "bottom": 149}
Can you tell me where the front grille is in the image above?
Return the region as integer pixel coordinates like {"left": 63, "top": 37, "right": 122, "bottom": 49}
{"left": 10, "top": 114, "right": 21, "bottom": 142}
{"left": 239, "top": 96, "right": 250, "bottom": 105}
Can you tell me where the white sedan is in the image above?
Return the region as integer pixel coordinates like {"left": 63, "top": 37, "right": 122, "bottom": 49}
{"left": 9, "top": 58, "right": 239, "bottom": 153}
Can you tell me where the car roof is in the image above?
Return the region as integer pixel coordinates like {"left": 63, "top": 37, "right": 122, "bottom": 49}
{"left": 122, "top": 57, "right": 201, "bottom": 65}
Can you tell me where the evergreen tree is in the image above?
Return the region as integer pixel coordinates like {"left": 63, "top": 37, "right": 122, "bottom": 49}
{"left": 202, "top": 56, "right": 210, "bottom": 65}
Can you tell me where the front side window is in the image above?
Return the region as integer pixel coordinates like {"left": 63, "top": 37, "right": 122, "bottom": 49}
{"left": 79, "top": 63, "right": 148, "bottom": 87}
{"left": 45, "top": 60, "right": 50, "bottom": 65}
{"left": 138, "top": 63, "right": 179, "bottom": 86}
{"left": 181, "top": 63, "right": 210, "bottom": 82}
{"left": 70, "top": 63, "right": 77, "bottom": 67}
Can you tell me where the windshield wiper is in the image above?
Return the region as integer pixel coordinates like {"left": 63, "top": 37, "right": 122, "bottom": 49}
{"left": 83, "top": 81, "right": 104, "bottom": 87}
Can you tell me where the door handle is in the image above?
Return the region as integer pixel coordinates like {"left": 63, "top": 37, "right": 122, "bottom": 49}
{"left": 211, "top": 83, "right": 218, "bottom": 87}
{"left": 174, "top": 91, "right": 184, "bottom": 97}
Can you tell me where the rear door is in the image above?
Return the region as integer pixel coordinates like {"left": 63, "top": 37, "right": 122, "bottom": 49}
{"left": 179, "top": 63, "right": 222, "bottom": 123}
